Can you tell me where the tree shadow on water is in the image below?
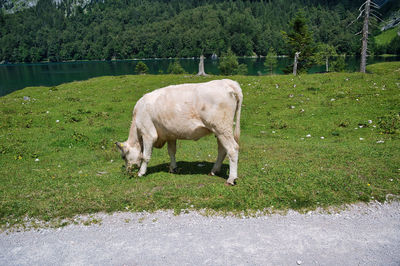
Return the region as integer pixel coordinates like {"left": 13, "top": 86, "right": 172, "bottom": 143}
{"left": 146, "top": 161, "right": 229, "bottom": 180}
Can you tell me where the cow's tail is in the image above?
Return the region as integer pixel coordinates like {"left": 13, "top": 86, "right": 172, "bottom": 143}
{"left": 229, "top": 80, "right": 243, "bottom": 144}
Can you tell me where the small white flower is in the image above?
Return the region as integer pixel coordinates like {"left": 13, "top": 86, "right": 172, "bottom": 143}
{"left": 110, "top": 159, "right": 114, "bottom": 163}
{"left": 390, "top": 179, "right": 393, "bottom": 182}
{"left": 330, "top": 98, "right": 335, "bottom": 101}
{"left": 345, "top": 78, "right": 349, "bottom": 81}
{"left": 356, "top": 99, "right": 359, "bottom": 101}
{"left": 368, "top": 120, "right": 372, "bottom": 124}
{"left": 272, "top": 131, "right": 276, "bottom": 134}
{"left": 300, "top": 138, "right": 304, "bottom": 140}
{"left": 293, "top": 84, "right": 297, "bottom": 88}
{"left": 56, "top": 120, "right": 60, "bottom": 123}
{"left": 359, "top": 125, "right": 363, "bottom": 128}
{"left": 300, "top": 109, "right": 304, "bottom": 113}
{"left": 46, "top": 111, "right": 49, "bottom": 114}
{"left": 359, "top": 138, "right": 364, "bottom": 141}
{"left": 373, "top": 125, "right": 376, "bottom": 128}
{"left": 290, "top": 105, "right": 295, "bottom": 109}
{"left": 35, "top": 158, "right": 40, "bottom": 162}
{"left": 275, "top": 84, "right": 279, "bottom": 89}
{"left": 320, "top": 136, "right": 325, "bottom": 139}
{"left": 376, "top": 140, "right": 384, "bottom": 144}
{"left": 306, "top": 134, "right": 311, "bottom": 138}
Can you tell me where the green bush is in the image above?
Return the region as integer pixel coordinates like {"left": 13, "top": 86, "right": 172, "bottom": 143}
{"left": 331, "top": 56, "right": 346, "bottom": 72}
{"left": 219, "top": 49, "right": 247, "bottom": 75}
{"left": 135, "top": 61, "right": 149, "bottom": 74}
{"left": 378, "top": 112, "right": 400, "bottom": 134}
{"left": 167, "top": 61, "right": 186, "bottom": 74}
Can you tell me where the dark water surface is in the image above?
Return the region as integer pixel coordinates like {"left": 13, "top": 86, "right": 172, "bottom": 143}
{"left": 1, "top": 56, "right": 399, "bottom": 96}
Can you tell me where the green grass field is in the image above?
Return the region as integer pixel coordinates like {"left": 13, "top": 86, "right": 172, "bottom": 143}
{"left": 375, "top": 26, "right": 399, "bottom": 47}
{"left": 1, "top": 62, "right": 399, "bottom": 228}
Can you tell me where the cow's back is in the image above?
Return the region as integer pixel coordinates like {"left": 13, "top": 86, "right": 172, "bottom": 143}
{"left": 136, "top": 79, "right": 240, "bottom": 142}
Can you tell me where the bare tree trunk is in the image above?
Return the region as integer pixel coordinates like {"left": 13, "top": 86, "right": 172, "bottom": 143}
{"left": 360, "top": 0, "right": 370, "bottom": 73}
{"left": 197, "top": 55, "right": 208, "bottom": 76}
{"left": 293, "top": 52, "right": 300, "bottom": 76}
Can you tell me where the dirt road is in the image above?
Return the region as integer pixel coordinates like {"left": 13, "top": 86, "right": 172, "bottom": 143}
{"left": 1, "top": 201, "right": 399, "bottom": 265}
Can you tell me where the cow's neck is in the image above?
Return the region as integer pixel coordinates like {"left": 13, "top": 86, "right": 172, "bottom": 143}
{"left": 127, "top": 120, "right": 139, "bottom": 147}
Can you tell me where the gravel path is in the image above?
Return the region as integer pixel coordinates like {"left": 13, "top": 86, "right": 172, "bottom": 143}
{"left": 1, "top": 201, "right": 400, "bottom": 266}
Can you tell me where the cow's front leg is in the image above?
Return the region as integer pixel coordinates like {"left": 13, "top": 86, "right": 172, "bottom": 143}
{"left": 138, "top": 137, "right": 154, "bottom": 177}
{"left": 167, "top": 140, "right": 178, "bottom": 173}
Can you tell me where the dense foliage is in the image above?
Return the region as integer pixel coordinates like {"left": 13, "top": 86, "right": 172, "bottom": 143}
{"left": 0, "top": 0, "right": 397, "bottom": 63}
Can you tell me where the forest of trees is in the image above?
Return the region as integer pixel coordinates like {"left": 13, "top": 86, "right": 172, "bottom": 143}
{"left": 0, "top": 0, "right": 399, "bottom": 63}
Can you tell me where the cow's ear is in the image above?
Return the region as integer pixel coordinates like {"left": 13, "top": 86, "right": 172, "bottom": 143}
{"left": 115, "top": 142, "right": 124, "bottom": 151}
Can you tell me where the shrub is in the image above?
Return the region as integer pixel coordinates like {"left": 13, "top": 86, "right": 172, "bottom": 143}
{"left": 135, "top": 61, "right": 149, "bottom": 74}
{"left": 331, "top": 56, "right": 346, "bottom": 72}
{"left": 219, "top": 48, "right": 247, "bottom": 75}
{"left": 167, "top": 61, "right": 186, "bottom": 74}
{"left": 378, "top": 112, "right": 400, "bottom": 134}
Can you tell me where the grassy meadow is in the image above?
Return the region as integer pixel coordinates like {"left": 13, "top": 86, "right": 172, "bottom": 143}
{"left": 374, "top": 26, "right": 399, "bottom": 47}
{"left": 1, "top": 62, "right": 400, "bottom": 227}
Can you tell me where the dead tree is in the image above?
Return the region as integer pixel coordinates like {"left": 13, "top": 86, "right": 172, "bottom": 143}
{"left": 293, "top": 52, "right": 301, "bottom": 76}
{"left": 197, "top": 55, "right": 208, "bottom": 76}
{"left": 352, "top": 0, "right": 381, "bottom": 73}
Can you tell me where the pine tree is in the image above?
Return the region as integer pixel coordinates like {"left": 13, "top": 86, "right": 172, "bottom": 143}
{"left": 281, "top": 11, "right": 315, "bottom": 74}
{"left": 135, "top": 61, "right": 149, "bottom": 74}
{"left": 264, "top": 47, "right": 278, "bottom": 75}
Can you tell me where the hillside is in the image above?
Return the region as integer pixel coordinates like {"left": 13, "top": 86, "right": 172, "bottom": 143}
{"left": 0, "top": 0, "right": 399, "bottom": 63}
{"left": 375, "top": 26, "right": 399, "bottom": 46}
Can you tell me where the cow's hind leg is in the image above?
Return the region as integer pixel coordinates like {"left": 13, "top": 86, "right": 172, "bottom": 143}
{"left": 167, "top": 140, "right": 178, "bottom": 173}
{"left": 138, "top": 136, "right": 154, "bottom": 177}
{"left": 217, "top": 134, "right": 239, "bottom": 185}
{"left": 210, "top": 138, "right": 227, "bottom": 176}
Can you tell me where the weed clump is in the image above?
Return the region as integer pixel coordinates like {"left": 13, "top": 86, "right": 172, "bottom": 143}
{"left": 378, "top": 112, "right": 400, "bottom": 134}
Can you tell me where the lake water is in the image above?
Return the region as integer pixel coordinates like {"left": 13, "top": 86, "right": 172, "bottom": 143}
{"left": 1, "top": 56, "right": 399, "bottom": 96}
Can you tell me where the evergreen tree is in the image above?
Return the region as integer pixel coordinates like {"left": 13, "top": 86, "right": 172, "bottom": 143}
{"left": 281, "top": 11, "right": 316, "bottom": 73}
{"left": 331, "top": 56, "right": 347, "bottom": 72}
{"left": 313, "top": 43, "right": 337, "bottom": 72}
{"left": 264, "top": 47, "right": 278, "bottom": 74}
{"left": 135, "top": 61, "right": 149, "bottom": 74}
{"left": 167, "top": 60, "right": 186, "bottom": 74}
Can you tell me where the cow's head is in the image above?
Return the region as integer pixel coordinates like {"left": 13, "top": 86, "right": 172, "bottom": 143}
{"left": 115, "top": 141, "right": 142, "bottom": 172}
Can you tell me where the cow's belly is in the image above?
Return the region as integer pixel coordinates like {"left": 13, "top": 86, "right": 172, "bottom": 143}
{"left": 155, "top": 120, "right": 212, "bottom": 142}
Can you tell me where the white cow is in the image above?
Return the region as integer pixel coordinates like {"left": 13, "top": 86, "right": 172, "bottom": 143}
{"left": 116, "top": 79, "right": 243, "bottom": 185}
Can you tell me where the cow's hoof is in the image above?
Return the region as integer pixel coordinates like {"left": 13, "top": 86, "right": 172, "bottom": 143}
{"left": 209, "top": 172, "right": 216, "bottom": 176}
{"left": 224, "top": 181, "right": 235, "bottom": 186}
